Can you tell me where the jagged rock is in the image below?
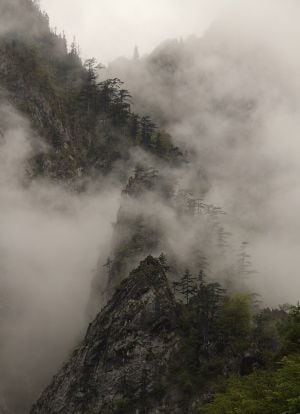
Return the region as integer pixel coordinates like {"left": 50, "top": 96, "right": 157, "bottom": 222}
{"left": 31, "top": 256, "right": 182, "bottom": 414}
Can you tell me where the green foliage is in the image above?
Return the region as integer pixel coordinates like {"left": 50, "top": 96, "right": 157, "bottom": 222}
{"left": 0, "top": 1, "right": 182, "bottom": 181}
{"left": 279, "top": 304, "right": 300, "bottom": 356}
{"left": 252, "top": 307, "right": 287, "bottom": 367}
{"left": 198, "top": 304, "right": 300, "bottom": 413}
{"left": 219, "top": 293, "right": 254, "bottom": 354}
{"left": 171, "top": 271, "right": 227, "bottom": 394}
{"left": 151, "top": 380, "right": 167, "bottom": 399}
{"left": 177, "top": 370, "right": 194, "bottom": 396}
{"left": 112, "top": 399, "right": 132, "bottom": 414}
{"left": 174, "top": 269, "right": 197, "bottom": 304}
{"left": 199, "top": 354, "right": 300, "bottom": 414}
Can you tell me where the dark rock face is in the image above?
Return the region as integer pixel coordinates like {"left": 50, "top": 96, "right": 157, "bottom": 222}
{"left": 31, "top": 257, "right": 181, "bottom": 414}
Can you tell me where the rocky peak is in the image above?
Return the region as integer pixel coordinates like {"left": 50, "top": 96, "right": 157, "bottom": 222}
{"left": 31, "top": 256, "right": 181, "bottom": 414}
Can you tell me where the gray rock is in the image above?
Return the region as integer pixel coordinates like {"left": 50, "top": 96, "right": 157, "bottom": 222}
{"left": 31, "top": 256, "right": 182, "bottom": 414}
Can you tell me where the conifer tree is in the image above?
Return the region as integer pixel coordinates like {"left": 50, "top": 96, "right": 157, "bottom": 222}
{"left": 174, "top": 269, "right": 197, "bottom": 304}
{"left": 79, "top": 58, "right": 98, "bottom": 116}
{"left": 237, "top": 241, "right": 257, "bottom": 280}
{"left": 140, "top": 116, "right": 156, "bottom": 147}
{"left": 129, "top": 114, "right": 140, "bottom": 144}
{"left": 158, "top": 253, "right": 170, "bottom": 272}
{"left": 112, "top": 86, "right": 131, "bottom": 125}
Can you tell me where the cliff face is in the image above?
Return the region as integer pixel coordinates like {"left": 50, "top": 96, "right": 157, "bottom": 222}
{"left": 31, "top": 256, "right": 182, "bottom": 414}
{"left": 29, "top": 255, "right": 295, "bottom": 414}
{"left": 105, "top": 167, "right": 171, "bottom": 291}
{"left": 88, "top": 166, "right": 176, "bottom": 318}
{"left": 0, "top": 0, "right": 181, "bottom": 184}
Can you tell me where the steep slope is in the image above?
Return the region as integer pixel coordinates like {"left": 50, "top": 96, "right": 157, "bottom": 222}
{"left": 101, "top": 19, "right": 300, "bottom": 306}
{"left": 103, "top": 166, "right": 173, "bottom": 292}
{"left": 0, "top": 0, "right": 182, "bottom": 182}
{"left": 88, "top": 161, "right": 244, "bottom": 317}
{"left": 31, "top": 254, "right": 298, "bottom": 414}
{"left": 31, "top": 256, "right": 181, "bottom": 414}
{"left": 0, "top": 2, "right": 186, "bottom": 411}
{"left": 1, "top": 2, "right": 299, "bottom": 413}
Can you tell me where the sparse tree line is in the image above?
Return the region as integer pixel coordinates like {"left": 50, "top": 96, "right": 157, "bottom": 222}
{"left": 102, "top": 166, "right": 257, "bottom": 304}
{"left": 76, "top": 58, "right": 182, "bottom": 159}
{"left": 0, "top": 0, "right": 182, "bottom": 180}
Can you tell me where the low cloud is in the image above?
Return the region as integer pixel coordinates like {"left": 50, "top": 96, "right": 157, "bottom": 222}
{"left": 0, "top": 103, "right": 120, "bottom": 412}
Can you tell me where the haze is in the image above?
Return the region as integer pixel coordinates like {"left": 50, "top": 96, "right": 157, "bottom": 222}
{"left": 40, "top": 0, "right": 225, "bottom": 62}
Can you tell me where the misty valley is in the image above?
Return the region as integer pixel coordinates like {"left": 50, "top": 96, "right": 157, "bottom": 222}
{"left": 0, "top": 0, "right": 299, "bottom": 413}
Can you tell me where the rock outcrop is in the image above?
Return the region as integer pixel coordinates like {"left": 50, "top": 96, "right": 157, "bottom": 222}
{"left": 88, "top": 167, "right": 173, "bottom": 317}
{"left": 31, "top": 256, "right": 181, "bottom": 414}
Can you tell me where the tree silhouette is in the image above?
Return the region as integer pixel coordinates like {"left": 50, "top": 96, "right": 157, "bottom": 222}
{"left": 79, "top": 58, "right": 98, "bottom": 116}
{"left": 195, "top": 273, "right": 225, "bottom": 320}
{"left": 237, "top": 241, "right": 257, "bottom": 280}
{"left": 173, "top": 269, "right": 197, "bottom": 304}
{"left": 158, "top": 253, "right": 170, "bottom": 272}
{"left": 129, "top": 114, "right": 140, "bottom": 144}
{"left": 98, "top": 78, "right": 131, "bottom": 125}
{"left": 140, "top": 116, "right": 156, "bottom": 147}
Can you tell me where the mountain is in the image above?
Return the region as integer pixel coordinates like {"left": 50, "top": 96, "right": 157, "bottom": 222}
{"left": 31, "top": 256, "right": 300, "bottom": 413}
{"left": 0, "top": 0, "right": 182, "bottom": 183}
{"left": 0, "top": 1, "right": 299, "bottom": 413}
{"left": 31, "top": 256, "right": 180, "bottom": 414}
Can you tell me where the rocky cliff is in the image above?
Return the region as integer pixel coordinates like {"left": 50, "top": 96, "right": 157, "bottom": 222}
{"left": 0, "top": 0, "right": 182, "bottom": 183}
{"left": 31, "top": 256, "right": 182, "bottom": 414}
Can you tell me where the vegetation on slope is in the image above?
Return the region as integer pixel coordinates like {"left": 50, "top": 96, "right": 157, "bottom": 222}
{"left": 92, "top": 252, "right": 300, "bottom": 413}
{"left": 1, "top": 2, "right": 299, "bottom": 413}
{"left": 0, "top": 0, "right": 182, "bottom": 181}
{"left": 198, "top": 304, "right": 300, "bottom": 413}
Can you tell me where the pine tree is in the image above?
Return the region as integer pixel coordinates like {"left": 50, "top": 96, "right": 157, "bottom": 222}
{"left": 193, "top": 271, "right": 225, "bottom": 320}
{"left": 70, "top": 37, "right": 80, "bottom": 58}
{"left": 79, "top": 58, "right": 98, "bottom": 116}
{"left": 174, "top": 269, "right": 197, "bottom": 304}
{"left": 112, "top": 87, "right": 131, "bottom": 125}
{"left": 237, "top": 241, "right": 257, "bottom": 280}
{"left": 97, "top": 77, "right": 131, "bottom": 124}
{"left": 140, "top": 116, "right": 156, "bottom": 147}
{"left": 158, "top": 253, "right": 169, "bottom": 272}
{"left": 129, "top": 114, "right": 140, "bottom": 144}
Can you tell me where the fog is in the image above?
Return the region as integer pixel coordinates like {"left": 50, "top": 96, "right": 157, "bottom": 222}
{"left": 1, "top": 0, "right": 300, "bottom": 411}
{"left": 102, "top": 0, "right": 300, "bottom": 305}
{"left": 40, "top": 0, "right": 226, "bottom": 62}
{"left": 0, "top": 104, "right": 120, "bottom": 412}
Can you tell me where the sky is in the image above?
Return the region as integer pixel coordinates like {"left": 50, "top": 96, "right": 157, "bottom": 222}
{"left": 40, "top": 0, "right": 225, "bottom": 63}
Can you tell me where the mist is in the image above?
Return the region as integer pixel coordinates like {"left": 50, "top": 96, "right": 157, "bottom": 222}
{"left": 1, "top": 0, "right": 300, "bottom": 411}
{"left": 102, "top": 0, "right": 300, "bottom": 305}
{"left": 0, "top": 103, "right": 120, "bottom": 411}
{"left": 40, "top": 0, "right": 226, "bottom": 63}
